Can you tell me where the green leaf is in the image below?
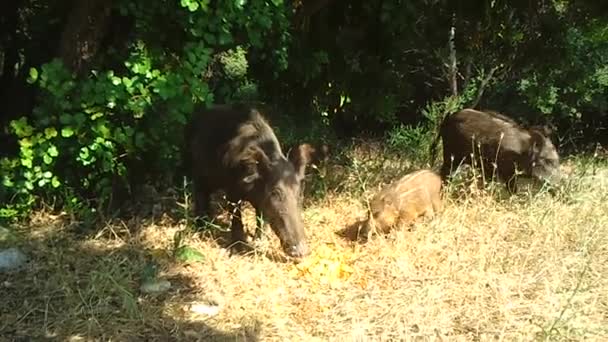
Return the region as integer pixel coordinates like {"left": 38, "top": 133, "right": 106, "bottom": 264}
{"left": 91, "top": 112, "right": 104, "bottom": 120}
{"left": 79, "top": 147, "right": 90, "bottom": 161}
{"left": 51, "top": 176, "right": 61, "bottom": 188}
{"left": 19, "top": 138, "right": 33, "bottom": 148}
{"left": 27, "top": 68, "right": 38, "bottom": 84}
{"left": 186, "top": 0, "right": 199, "bottom": 11}
{"left": 47, "top": 145, "right": 59, "bottom": 157}
{"left": 43, "top": 155, "right": 53, "bottom": 164}
{"left": 11, "top": 117, "right": 33, "bottom": 137}
{"left": 96, "top": 122, "right": 111, "bottom": 138}
{"left": 43, "top": 171, "right": 53, "bottom": 179}
{"left": 21, "top": 158, "right": 32, "bottom": 168}
{"left": 34, "top": 133, "right": 46, "bottom": 144}
{"left": 44, "top": 127, "right": 58, "bottom": 138}
{"left": 111, "top": 76, "right": 122, "bottom": 86}
{"left": 2, "top": 177, "right": 14, "bottom": 188}
{"left": 174, "top": 245, "right": 205, "bottom": 263}
{"left": 122, "top": 77, "right": 134, "bottom": 88}
{"left": 61, "top": 127, "right": 74, "bottom": 137}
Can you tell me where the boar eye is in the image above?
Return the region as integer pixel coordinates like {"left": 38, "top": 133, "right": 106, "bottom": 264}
{"left": 270, "top": 188, "right": 284, "bottom": 200}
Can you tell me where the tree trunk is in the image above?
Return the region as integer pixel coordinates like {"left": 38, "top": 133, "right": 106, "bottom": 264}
{"left": 448, "top": 13, "right": 458, "bottom": 97}
{"left": 57, "top": 0, "right": 113, "bottom": 75}
{"left": 293, "top": 0, "right": 334, "bottom": 29}
{"left": 0, "top": 0, "right": 23, "bottom": 88}
{"left": 0, "top": 1, "right": 27, "bottom": 158}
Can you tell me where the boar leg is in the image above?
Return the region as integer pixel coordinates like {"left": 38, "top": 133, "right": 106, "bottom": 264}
{"left": 227, "top": 197, "right": 249, "bottom": 253}
{"left": 431, "top": 193, "right": 443, "bottom": 213}
{"left": 498, "top": 167, "right": 518, "bottom": 194}
{"left": 192, "top": 178, "right": 212, "bottom": 228}
{"left": 358, "top": 219, "right": 372, "bottom": 242}
{"left": 440, "top": 157, "right": 453, "bottom": 181}
{"left": 419, "top": 190, "right": 437, "bottom": 218}
{"left": 505, "top": 177, "right": 518, "bottom": 194}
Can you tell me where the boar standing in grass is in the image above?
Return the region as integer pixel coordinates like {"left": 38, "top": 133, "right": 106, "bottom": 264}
{"left": 430, "top": 108, "right": 560, "bottom": 192}
{"left": 184, "top": 104, "right": 312, "bottom": 258}
{"left": 359, "top": 169, "right": 443, "bottom": 240}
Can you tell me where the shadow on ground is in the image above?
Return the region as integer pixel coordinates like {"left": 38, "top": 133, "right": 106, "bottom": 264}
{"left": 0, "top": 215, "right": 261, "bottom": 342}
{"left": 335, "top": 219, "right": 366, "bottom": 243}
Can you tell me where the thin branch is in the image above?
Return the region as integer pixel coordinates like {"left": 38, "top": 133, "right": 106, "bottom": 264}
{"left": 471, "top": 65, "right": 500, "bottom": 109}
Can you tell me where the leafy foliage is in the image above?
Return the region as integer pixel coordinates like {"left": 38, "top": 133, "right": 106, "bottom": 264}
{"left": 1, "top": 0, "right": 607, "bottom": 222}
{"left": 0, "top": 0, "right": 293, "bottom": 222}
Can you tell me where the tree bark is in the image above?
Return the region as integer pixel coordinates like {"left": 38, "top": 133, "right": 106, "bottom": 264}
{"left": 0, "top": 0, "right": 23, "bottom": 87}
{"left": 293, "top": 0, "right": 334, "bottom": 29}
{"left": 57, "top": 0, "right": 114, "bottom": 75}
{"left": 448, "top": 13, "right": 458, "bottom": 97}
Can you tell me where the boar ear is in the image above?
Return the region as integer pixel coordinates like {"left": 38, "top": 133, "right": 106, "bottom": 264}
{"left": 529, "top": 130, "right": 547, "bottom": 156}
{"left": 314, "top": 143, "right": 330, "bottom": 164}
{"left": 242, "top": 146, "right": 272, "bottom": 184}
{"left": 531, "top": 124, "right": 554, "bottom": 137}
{"left": 287, "top": 143, "right": 312, "bottom": 181}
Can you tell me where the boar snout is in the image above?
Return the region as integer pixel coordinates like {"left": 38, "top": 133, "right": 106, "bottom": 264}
{"left": 283, "top": 240, "right": 311, "bottom": 259}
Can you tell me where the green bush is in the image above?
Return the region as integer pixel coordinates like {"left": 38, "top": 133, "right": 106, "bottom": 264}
{"left": 0, "top": 0, "right": 293, "bottom": 222}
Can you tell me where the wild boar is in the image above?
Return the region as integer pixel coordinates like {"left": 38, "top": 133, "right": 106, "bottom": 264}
{"left": 359, "top": 169, "right": 443, "bottom": 240}
{"left": 253, "top": 142, "right": 330, "bottom": 240}
{"left": 430, "top": 108, "right": 560, "bottom": 192}
{"left": 184, "top": 104, "right": 311, "bottom": 258}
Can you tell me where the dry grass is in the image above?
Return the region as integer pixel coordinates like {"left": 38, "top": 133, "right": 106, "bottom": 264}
{"left": 1, "top": 145, "right": 608, "bottom": 342}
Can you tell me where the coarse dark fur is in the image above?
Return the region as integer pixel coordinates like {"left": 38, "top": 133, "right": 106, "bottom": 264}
{"left": 184, "top": 104, "right": 312, "bottom": 258}
{"left": 430, "top": 108, "right": 560, "bottom": 192}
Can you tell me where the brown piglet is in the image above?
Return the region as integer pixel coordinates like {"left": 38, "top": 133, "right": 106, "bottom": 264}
{"left": 359, "top": 169, "right": 442, "bottom": 240}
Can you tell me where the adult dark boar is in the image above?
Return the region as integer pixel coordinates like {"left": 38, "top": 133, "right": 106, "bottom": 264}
{"left": 185, "top": 104, "right": 311, "bottom": 258}
{"left": 430, "top": 108, "right": 560, "bottom": 192}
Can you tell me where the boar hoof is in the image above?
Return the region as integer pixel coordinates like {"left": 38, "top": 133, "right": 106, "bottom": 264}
{"left": 229, "top": 240, "right": 253, "bottom": 255}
